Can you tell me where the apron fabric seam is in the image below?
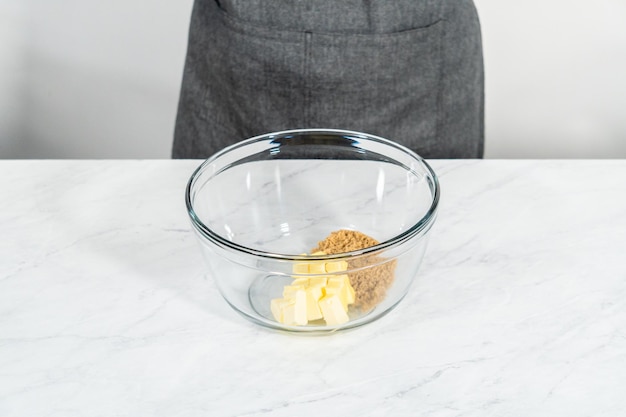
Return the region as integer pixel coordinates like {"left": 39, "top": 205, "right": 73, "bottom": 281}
{"left": 304, "top": 31, "right": 313, "bottom": 127}
{"left": 435, "top": 18, "right": 447, "bottom": 150}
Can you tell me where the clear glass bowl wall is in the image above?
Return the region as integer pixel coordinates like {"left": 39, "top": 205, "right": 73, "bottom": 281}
{"left": 186, "top": 130, "right": 439, "bottom": 333}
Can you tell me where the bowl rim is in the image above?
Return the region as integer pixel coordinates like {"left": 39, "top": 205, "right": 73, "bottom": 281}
{"left": 185, "top": 128, "right": 440, "bottom": 260}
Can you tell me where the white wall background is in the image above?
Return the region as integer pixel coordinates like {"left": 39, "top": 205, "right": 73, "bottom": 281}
{"left": 1, "top": 0, "right": 625, "bottom": 159}
{"left": 478, "top": 0, "right": 626, "bottom": 158}
{"left": 0, "top": 0, "right": 193, "bottom": 158}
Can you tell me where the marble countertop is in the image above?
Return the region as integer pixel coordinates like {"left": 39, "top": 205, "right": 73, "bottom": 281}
{"left": 1, "top": 159, "right": 625, "bottom": 416}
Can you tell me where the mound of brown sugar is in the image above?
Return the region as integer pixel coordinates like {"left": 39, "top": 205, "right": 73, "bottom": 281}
{"left": 312, "top": 230, "right": 396, "bottom": 312}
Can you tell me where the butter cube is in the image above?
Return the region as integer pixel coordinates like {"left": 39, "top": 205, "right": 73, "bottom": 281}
{"left": 327, "top": 274, "right": 350, "bottom": 287}
{"left": 319, "top": 294, "right": 350, "bottom": 325}
{"left": 308, "top": 276, "right": 328, "bottom": 287}
{"left": 325, "top": 260, "right": 348, "bottom": 273}
{"left": 293, "top": 263, "right": 309, "bottom": 274}
{"left": 283, "top": 285, "right": 306, "bottom": 299}
{"left": 291, "top": 278, "right": 309, "bottom": 287}
{"left": 284, "top": 288, "right": 307, "bottom": 325}
{"left": 281, "top": 302, "right": 299, "bottom": 325}
{"left": 305, "top": 285, "right": 324, "bottom": 321}
{"left": 325, "top": 283, "right": 348, "bottom": 311}
{"left": 328, "top": 275, "right": 355, "bottom": 305}
{"left": 272, "top": 289, "right": 307, "bottom": 326}
{"left": 271, "top": 298, "right": 296, "bottom": 324}
{"left": 291, "top": 290, "right": 308, "bottom": 325}
{"left": 292, "top": 253, "right": 310, "bottom": 275}
{"left": 274, "top": 250, "right": 354, "bottom": 326}
{"left": 308, "top": 262, "right": 327, "bottom": 274}
{"left": 307, "top": 252, "right": 327, "bottom": 274}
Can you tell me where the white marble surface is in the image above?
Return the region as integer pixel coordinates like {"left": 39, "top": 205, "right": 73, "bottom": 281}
{"left": 1, "top": 159, "right": 625, "bottom": 416}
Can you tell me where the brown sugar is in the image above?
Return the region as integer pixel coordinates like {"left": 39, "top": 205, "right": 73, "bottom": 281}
{"left": 311, "top": 230, "right": 396, "bottom": 312}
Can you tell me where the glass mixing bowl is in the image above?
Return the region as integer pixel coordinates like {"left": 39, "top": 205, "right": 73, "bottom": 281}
{"left": 186, "top": 129, "right": 439, "bottom": 333}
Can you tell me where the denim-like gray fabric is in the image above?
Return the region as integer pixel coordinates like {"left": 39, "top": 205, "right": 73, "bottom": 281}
{"left": 172, "top": 0, "right": 484, "bottom": 159}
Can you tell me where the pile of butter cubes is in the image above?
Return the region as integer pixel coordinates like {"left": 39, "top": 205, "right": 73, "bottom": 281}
{"left": 271, "top": 251, "right": 356, "bottom": 326}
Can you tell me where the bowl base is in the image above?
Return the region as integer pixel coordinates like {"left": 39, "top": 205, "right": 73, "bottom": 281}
{"left": 248, "top": 274, "right": 293, "bottom": 321}
{"left": 248, "top": 273, "right": 381, "bottom": 329}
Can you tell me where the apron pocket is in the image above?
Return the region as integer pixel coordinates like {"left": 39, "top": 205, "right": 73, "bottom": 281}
{"left": 204, "top": 3, "right": 443, "bottom": 155}
{"left": 306, "top": 21, "right": 444, "bottom": 152}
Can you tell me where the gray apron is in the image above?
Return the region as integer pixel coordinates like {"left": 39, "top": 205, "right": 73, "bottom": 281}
{"left": 173, "top": 0, "right": 484, "bottom": 159}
